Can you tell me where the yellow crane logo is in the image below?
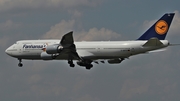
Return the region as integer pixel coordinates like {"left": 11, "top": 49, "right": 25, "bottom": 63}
{"left": 155, "top": 20, "right": 168, "bottom": 35}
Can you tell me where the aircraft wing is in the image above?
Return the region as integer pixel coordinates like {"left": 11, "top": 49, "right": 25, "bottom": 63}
{"left": 60, "top": 31, "right": 74, "bottom": 45}
{"left": 60, "top": 31, "right": 81, "bottom": 60}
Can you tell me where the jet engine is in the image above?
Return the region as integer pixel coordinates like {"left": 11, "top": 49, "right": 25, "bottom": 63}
{"left": 40, "top": 52, "right": 55, "bottom": 60}
{"left": 46, "top": 44, "right": 63, "bottom": 54}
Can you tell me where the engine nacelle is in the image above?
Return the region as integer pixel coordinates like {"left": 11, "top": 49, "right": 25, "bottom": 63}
{"left": 46, "top": 44, "right": 63, "bottom": 54}
{"left": 108, "top": 59, "right": 122, "bottom": 64}
{"left": 40, "top": 52, "right": 54, "bottom": 60}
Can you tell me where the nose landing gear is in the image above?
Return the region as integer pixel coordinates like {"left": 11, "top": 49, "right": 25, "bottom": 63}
{"left": 18, "top": 59, "right": 23, "bottom": 67}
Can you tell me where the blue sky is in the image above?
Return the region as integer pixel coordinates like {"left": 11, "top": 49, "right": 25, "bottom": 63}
{"left": 1, "top": 0, "right": 180, "bottom": 101}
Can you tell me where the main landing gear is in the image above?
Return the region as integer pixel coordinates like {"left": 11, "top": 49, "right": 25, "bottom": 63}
{"left": 68, "top": 60, "right": 75, "bottom": 67}
{"left": 85, "top": 64, "right": 93, "bottom": 70}
{"left": 77, "top": 60, "right": 93, "bottom": 70}
{"left": 18, "top": 59, "right": 23, "bottom": 67}
{"left": 68, "top": 59, "right": 93, "bottom": 70}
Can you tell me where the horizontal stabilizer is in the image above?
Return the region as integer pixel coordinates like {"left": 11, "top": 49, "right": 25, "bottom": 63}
{"left": 148, "top": 48, "right": 166, "bottom": 53}
{"left": 169, "top": 44, "right": 180, "bottom": 46}
{"left": 143, "top": 38, "right": 163, "bottom": 47}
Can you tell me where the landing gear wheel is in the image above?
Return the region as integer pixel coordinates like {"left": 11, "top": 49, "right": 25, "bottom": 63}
{"left": 68, "top": 60, "right": 75, "bottom": 68}
{"left": 70, "top": 64, "right": 75, "bottom": 67}
{"left": 86, "top": 66, "right": 91, "bottom": 70}
{"left": 18, "top": 63, "right": 23, "bottom": 67}
{"left": 18, "top": 59, "right": 23, "bottom": 67}
{"left": 85, "top": 64, "right": 93, "bottom": 70}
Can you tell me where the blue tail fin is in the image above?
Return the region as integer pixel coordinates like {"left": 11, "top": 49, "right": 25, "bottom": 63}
{"left": 138, "top": 13, "right": 175, "bottom": 40}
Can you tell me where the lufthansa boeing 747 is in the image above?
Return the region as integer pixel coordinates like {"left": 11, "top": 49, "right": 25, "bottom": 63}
{"left": 5, "top": 13, "right": 175, "bottom": 70}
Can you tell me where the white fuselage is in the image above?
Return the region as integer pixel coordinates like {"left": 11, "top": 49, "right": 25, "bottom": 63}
{"left": 5, "top": 40, "right": 169, "bottom": 60}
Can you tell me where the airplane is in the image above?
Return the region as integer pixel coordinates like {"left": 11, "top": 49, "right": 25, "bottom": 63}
{"left": 5, "top": 13, "right": 175, "bottom": 70}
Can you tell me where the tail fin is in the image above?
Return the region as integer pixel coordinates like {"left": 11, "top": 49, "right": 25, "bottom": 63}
{"left": 138, "top": 13, "right": 175, "bottom": 40}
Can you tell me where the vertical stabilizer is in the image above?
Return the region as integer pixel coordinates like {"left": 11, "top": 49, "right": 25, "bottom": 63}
{"left": 138, "top": 13, "right": 175, "bottom": 40}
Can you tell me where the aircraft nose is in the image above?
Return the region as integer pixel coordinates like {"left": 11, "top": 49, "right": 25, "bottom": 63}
{"left": 5, "top": 44, "right": 18, "bottom": 57}
{"left": 5, "top": 47, "right": 11, "bottom": 55}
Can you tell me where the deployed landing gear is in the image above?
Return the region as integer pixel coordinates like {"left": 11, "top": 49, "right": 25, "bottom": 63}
{"left": 18, "top": 63, "right": 23, "bottom": 67}
{"left": 77, "top": 60, "right": 93, "bottom": 70}
{"left": 68, "top": 60, "right": 75, "bottom": 67}
{"left": 70, "top": 64, "right": 75, "bottom": 67}
{"left": 18, "top": 59, "right": 23, "bottom": 67}
{"left": 85, "top": 64, "right": 93, "bottom": 70}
